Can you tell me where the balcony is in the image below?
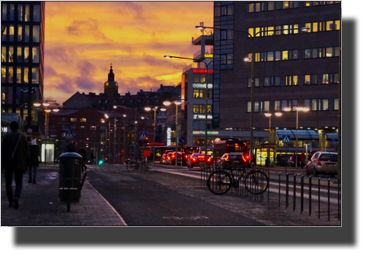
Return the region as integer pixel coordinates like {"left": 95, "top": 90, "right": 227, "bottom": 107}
{"left": 192, "top": 30, "right": 214, "bottom": 46}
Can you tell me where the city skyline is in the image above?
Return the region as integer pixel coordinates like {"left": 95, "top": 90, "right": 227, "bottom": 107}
{"left": 45, "top": 1, "right": 213, "bottom": 104}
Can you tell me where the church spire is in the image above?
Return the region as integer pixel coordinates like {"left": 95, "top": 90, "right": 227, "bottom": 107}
{"left": 108, "top": 63, "right": 115, "bottom": 81}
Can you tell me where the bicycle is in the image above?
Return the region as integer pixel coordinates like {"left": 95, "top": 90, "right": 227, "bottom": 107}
{"left": 126, "top": 157, "right": 149, "bottom": 173}
{"left": 207, "top": 162, "right": 269, "bottom": 195}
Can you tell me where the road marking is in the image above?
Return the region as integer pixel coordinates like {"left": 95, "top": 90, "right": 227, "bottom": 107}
{"left": 162, "top": 216, "right": 209, "bottom": 220}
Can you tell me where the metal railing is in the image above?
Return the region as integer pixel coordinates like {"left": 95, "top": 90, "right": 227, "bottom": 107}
{"left": 200, "top": 166, "right": 341, "bottom": 221}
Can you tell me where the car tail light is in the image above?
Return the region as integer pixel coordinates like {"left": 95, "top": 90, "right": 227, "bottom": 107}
{"left": 167, "top": 157, "right": 170, "bottom": 160}
{"left": 185, "top": 155, "right": 188, "bottom": 159}
{"left": 224, "top": 155, "right": 229, "bottom": 161}
{"left": 207, "top": 157, "right": 211, "bottom": 162}
{"left": 198, "top": 155, "right": 204, "bottom": 159}
{"left": 192, "top": 158, "right": 196, "bottom": 162}
{"left": 242, "top": 155, "right": 250, "bottom": 162}
{"left": 317, "top": 159, "right": 321, "bottom": 166}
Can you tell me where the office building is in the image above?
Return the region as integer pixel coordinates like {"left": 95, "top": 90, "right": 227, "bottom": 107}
{"left": 1, "top": 1, "right": 45, "bottom": 135}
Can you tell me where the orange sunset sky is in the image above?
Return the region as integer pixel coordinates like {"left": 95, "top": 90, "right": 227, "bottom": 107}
{"left": 44, "top": 1, "right": 213, "bottom": 104}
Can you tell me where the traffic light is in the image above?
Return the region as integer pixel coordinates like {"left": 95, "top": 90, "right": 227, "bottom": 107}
{"left": 144, "top": 137, "right": 148, "bottom": 146}
{"left": 98, "top": 159, "right": 104, "bottom": 165}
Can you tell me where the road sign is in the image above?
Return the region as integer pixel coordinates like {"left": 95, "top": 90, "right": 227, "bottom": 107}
{"left": 178, "top": 137, "right": 185, "bottom": 144}
{"left": 63, "top": 130, "right": 74, "bottom": 139}
{"left": 139, "top": 131, "right": 147, "bottom": 140}
{"left": 282, "top": 135, "right": 291, "bottom": 144}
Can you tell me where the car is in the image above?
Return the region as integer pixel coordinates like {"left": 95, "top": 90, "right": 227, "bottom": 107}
{"left": 306, "top": 151, "right": 338, "bottom": 177}
{"left": 217, "top": 152, "right": 250, "bottom": 169}
{"left": 160, "top": 151, "right": 173, "bottom": 164}
{"left": 167, "top": 151, "right": 187, "bottom": 166}
{"left": 187, "top": 153, "right": 213, "bottom": 168}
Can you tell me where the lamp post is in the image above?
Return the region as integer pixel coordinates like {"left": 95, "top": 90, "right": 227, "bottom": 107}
{"left": 144, "top": 106, "right": 166, "bottom": 164}
{"left": 163, "top": 99, "right": 185, "bottom": 167}
{"left": 264, "top": 112, "right": 282, "bottom": 167}
{"left": 196, "top": 24, "right": 309, "bottom": 165}
{"left": 283, "top": 106, "right": 309, "bottom": 168}
{"left": 164, "top": 55, "right": 212, "bottom": 162}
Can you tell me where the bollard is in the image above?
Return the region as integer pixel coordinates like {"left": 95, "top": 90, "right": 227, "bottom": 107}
{"left": 309, "top": 176, "right": 312, "bottom": 216}
{"left": 278, "top": 173, "right": 281, "bottom": 207}
{"left": 301, "top": 175, "right": 304, "bottom": 214}
{"left": 293, "top": 174, "right": 297, "bottom": 211}
{"left": 328, "top": 178, "right": 331, "bottom": 221}
{"left": 286, "top": 173, "right": 289, "bottom": 209}
{"left": 318, "top": 177, "right": 321, "bottom": 219}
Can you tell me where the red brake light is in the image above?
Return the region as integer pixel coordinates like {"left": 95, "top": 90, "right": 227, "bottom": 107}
{"left": 242, "top": 155, "right": 250, "bottom": 162}
{"left": 207, "top": 157, "right": 211, "bottom": 162}
{"left": 198, "top": 155, "right": 204, "bottom": 158}
{"left": 192, "top": 158, "right": 196, "bottom": 162}
{"left": 317, "top": 159, "right": 321, "bottom": 166}
{"left": 185, "top": 155, "right": 188, "bottom": 158}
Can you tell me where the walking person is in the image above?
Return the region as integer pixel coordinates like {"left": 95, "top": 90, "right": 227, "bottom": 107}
{"left": 1, "top": 121, "right": 30, "bottom": 209}
{"left": 299, "top": 152, "right": 306, "bottom": 169}
{"left": 78, "top": 147, "right": 87, "bottom": 171}
{"left": 28, "top": 138, "right": 40, "bottom": 184}
{"left": 66, "top": 141, "right": 78, "bottom": 152}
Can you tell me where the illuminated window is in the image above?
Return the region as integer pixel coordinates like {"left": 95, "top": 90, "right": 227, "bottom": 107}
{"left": 31, "top": 46, "right": 39, "bottom": 63}
{"left": 24, "top": 47, "right": 29, "bottom": 63}
{"left": 304, "top": 75, "right": 311, "bottom": 85}
{"left": 31, "top": 67, "right": 39, "bottom": 83}
{"left": 1, "top": 66, "right": 6, "bottom": 83}
{"left": 23, "top": 67, "right": 28, "bottom": 83}
{"left": 282, "top": 51, "right": 288, "bottom": 60}
{"left": 1, "top": 47, "right": 6, "bottom": 62}
{"left": 25, "top": 5, "right": 30, "bottom": 21}
{"left": 334, "top": 98, "right": 339, "bottom": 110}
{"left": 17, "top": 26, "right": 22, "bottom": 41}
{"left": 80, "top": 118, "right": 87, "bottom": 122}
{"left": 17, "top": 46, "right": 22, "bottom": 62}
{"left": 25, "top": 25, "right": 29, "bottom": 42}
{"left": 70, "top": 118, "right": 77, "bottom": 122}
{"left": 16, "top": 67, "right": 21, "bottom": 83}
{"left": 326, "top": 47, "right": 333, "bottom": 57}
{"left": 9, "top": 25, "right": 14, "bottom": 42}
{"left": 17, "top": 4, "right": 23, "bottom": 21}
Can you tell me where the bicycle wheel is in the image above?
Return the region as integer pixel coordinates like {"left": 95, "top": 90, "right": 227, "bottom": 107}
{"left": 245, "top": 170, "right": 269, "bottom": 195}
{"left": 207, "top": 170, "right": 232, "bottom": 195}
{"left": 127, "top": 161, "right": 136, "bottom": 172}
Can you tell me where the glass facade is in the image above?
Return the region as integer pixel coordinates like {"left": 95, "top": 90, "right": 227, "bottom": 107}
{"left": 1, "top": 1, "right": 44, "bottom": 133}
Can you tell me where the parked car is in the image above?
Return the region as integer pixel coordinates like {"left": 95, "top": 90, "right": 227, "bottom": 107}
{"left": 187, "top": 153, "right": 213, "bottom": 168}
{"left": 167, "top": 151, "right": 187, "bottom": 166}
{"left": 160, "top": 151, "right": 173, "bottom": 164}
{"left": 306, "top": 151, "right": 338, "bottom": 176}
{"left": 217, "top": 152, "right": 250, "bottom": 169}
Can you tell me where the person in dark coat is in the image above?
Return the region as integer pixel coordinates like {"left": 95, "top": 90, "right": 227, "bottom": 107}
{"left": 1, "top": 121, "right": 30, "bottom": 209}
{"left": 28, "top": 138, "right": 40, "bottom": 184}
{"left": 77, "top": 147, "right": 87, "bottom": 171}
{"left": 66, "top": 141, "right": 78, "bottom": 152}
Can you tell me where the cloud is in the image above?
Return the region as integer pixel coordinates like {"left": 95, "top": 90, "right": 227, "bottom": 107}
{"left": 76, "top": 60, "right": 97, "bottom": 76}
{"left": 66, "top": 18, "right": 112, "bottom": 42}
{"left": 45, "top": 46, "right": 74, "bottom": 64}
{"left": 44, "top": 65, "right": 58, "bottom": 77}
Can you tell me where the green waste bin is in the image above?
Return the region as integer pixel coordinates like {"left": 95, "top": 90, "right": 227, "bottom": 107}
{"left": 58, "top": 152, "right": 82, "bottom": 202}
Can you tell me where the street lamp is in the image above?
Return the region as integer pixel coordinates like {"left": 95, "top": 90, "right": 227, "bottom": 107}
{"left": 163, "top": 99, "right": 185, "bottom": 167}
{"left": 164, "top": 54, "right": 212, "bottom": 162}
{"left": 196, "top": 24, "right": 309, "bottom": 165}
{"left": 144, "top": 106, "right": 166, "bottom": 164}
{"left": 283, "top": 106, "right": 309, "bottom": 168}
{"left": 264, "top": 112, "right": 282, "bottom": 167}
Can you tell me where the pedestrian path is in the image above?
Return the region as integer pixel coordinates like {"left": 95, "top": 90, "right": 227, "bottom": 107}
{"left": 1, "top": 168, "right": 127, "bottom": 226}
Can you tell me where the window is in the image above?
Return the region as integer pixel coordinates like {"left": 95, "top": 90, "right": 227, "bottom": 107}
{"left": 25, "top": 25, "right": 30, "bottom": 42}
{"left": 32, "top": 47, "right": 39, "bottom": 63}
{"left": 33, "top": 5, "right": 40, "bottom": 22}
{"left": 16, "top": 67, "right": 21, "bottom": 83}
{"left": 17, "top": 26, "right": 23, "bottom": 41}
{"left": 9, "top": 4, "right": 14, "bottom": 21}
{"left": 17, "top": 46, "right": 22, "bottom": 62}
{"left": 32, "top": 26, "right": 40, "bottom": 42}
{"left": 247, "top": 100, "right": 270, "bottom": 112}
{"left": 24, "top": 47, "right": 29, "bottom": 63}
{"left": 25, "top": 5, "right": 30, "bottom": 21}
{"left": 23, "top": 67, "right": 28, "bottom": 83}
{"left": 31, "top": 67, "right": 39, "bottom": 83}
{"left": 334, "top": 98, "right": 339, "bottom": 110}
{"left": 220, "top": 54, "right": 233, "bottom": 65}
{"left": 1, "top": 47, "right": 6, "bottom": 62}
{"left": 70, "top": 118, "right": 77, "bottom": 122}
{"left": 17, "top": 4, "right": 23, "bottom": 21}
{"left": 8, "top": 66, "right": 13, "bottom": 83}
{"left": 284, "top": 75, "right": 298, "bottom": 86}
{"left": 1, "top": 66, "right": 6, "bottom": 83}
{"left": 80, "top": 118, "right": 87, "bottom": 122}
{"left": 9, "top": 25, "right": 14, "bottom": 42}
{"left": 90, "top": 126, "right": 96, "bottom": 130}
{"left": 2, "top": 3, "right": 7, "bottom": 21}
{"left": 193, "top": 89, "right": 204, "bottom": 98}
{"left": 274, "top": 100, "right": 281, "bottom": 111}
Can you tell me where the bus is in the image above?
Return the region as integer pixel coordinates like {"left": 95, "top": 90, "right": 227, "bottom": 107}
{"left": 213, "top": 139, "right": 249, "bottom": 160}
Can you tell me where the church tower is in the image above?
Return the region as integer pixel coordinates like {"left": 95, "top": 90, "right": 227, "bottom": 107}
{"left": 104, "top": 64, "right": 119, "bottom": 97}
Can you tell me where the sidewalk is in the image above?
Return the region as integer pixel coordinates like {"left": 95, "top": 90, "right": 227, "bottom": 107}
{"left": 1, "top": 165, "right": 127, "bottom": 226}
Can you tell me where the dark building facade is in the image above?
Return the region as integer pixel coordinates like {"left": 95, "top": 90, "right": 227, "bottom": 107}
{"left": 212, "top": 1, "right": 340, "bottom": 160}
{"left": 1, "top": 1, "right": 45, "bottom": 134}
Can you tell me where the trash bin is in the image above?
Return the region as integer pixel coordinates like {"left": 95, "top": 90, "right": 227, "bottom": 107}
{"left": 58, "top": 152, "right": 82, "bottom": 202}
